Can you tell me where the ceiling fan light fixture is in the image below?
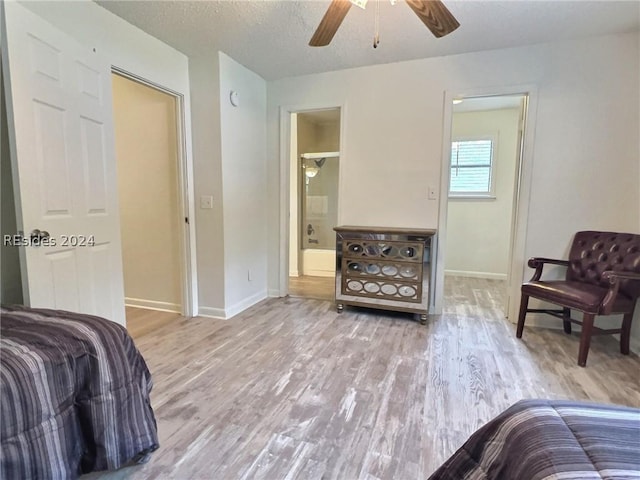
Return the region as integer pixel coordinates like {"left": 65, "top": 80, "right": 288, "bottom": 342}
{"left": 310, "top": 0, "right": 459, "bottom": 47}
{"left": 305, "top": 166, "right": 319, "bottom": 178}
{"left": 349, "top": 0, "right": 368, "bottom": 9}
{"left": 349, "top": 0, "right": 396, "bottom": 9}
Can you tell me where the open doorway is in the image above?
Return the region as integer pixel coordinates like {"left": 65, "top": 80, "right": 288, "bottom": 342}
{"left": 288, "top": 108, "right": 341, "bottom": 301}
{"left": 440, "top": 94, "right": 528, "bottom": 316}
{"left": 111, "top": 72, "right": 188, "bottom": 318}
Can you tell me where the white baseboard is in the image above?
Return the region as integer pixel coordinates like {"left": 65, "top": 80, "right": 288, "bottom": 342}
{"left": 197, "top": 306, "right": 226, "bottom": 319}
{"left": 125, "top": 297, "right": 181, "bottom": 313}
{"left": 445, "top": 270, "right": 507, "bottom": 280}
{"left": 301, "top": 269, "right": 335, "bottom": 277}
{"left": 289, "top": 271, "right": 299, "bottom": 277}
{"left": 268, "top": 288, "right": 283, "bottom": 298}
{"left": 225, "top": 290, "right": 268, "bottom": 319}
{"left": 198, "top": 290, "right": 268, "bottom": 320}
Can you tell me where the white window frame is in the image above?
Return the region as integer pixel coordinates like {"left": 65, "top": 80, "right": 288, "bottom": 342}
{"left": 449, "top": 135, "right": 497, "bottom": 199}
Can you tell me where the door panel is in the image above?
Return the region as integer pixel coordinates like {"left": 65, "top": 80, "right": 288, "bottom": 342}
{"left": 47, "top": 249, "right": 80, "bottom": 311}
{"left": 80, "top": 116, "right": 109, "bottom": 214}
{"left": 34, "top": 101, "right": 73, "bottom": 215}
{"left": 2, "top": 2, "right": 126, "bottom": 325}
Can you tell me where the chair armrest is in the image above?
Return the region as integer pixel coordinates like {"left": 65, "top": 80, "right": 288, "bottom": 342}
{"left": 527, "top": 257, "right": 569, "bottom": 282}
{"left": 600, "top": 270, "right": 640, "bottom": 314}
{"left": 602, "top": 271, "right": 640, "bottom": 282}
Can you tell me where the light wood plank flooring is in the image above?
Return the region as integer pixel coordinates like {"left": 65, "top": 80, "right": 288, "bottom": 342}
{"left": 93, "top": 276, "right": 640, "bottom": 479}
{"left": 289, "top": 275, "right": 335, "bottom": 302}
{"left": 124, "top": 306, "right": 182, "bottom": 338}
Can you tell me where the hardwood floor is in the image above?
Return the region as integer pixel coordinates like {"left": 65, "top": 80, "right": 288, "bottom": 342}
{"left": 94, "top": 276, "right": 640, "bottom": 479}
{"left": 124, "top": 306, "right": 183, "bottom": 338}
{"left": 289, "top": 275, "right": 335, "bottom": 301}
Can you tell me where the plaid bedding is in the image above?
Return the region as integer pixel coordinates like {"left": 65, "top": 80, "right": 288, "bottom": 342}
{"left": 428, "top": 398, "right": 640, "bottom": 480}
{"left": 1, "top": 305, "right": 159, "bottom": 479}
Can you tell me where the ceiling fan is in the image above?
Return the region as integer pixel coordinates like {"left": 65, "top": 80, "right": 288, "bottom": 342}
{"left": 309, "top": 0, "right": 460, "bottom": 47}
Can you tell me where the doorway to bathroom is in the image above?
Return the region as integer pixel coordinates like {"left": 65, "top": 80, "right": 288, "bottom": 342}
{"left": 288, "top": 108, "right": 341, "bottom": 301}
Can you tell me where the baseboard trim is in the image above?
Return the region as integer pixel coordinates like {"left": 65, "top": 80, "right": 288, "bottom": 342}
{"left": 225, "top": 290, "right": 268, "bottom": 319}
{"left": 268, "top": 288, "right": 282, "bottom": 298}
{"left": 445, "top": 270, "right": 507, "bottom": 280}
{"left": 197, "top": 306, "right": 226, "bottom": 319}
{"left": 289, "top": 271, "right": 299, "bottom": 277}
{"left": 125, "top": 297, "right": 181, "bottom": 313}
{"left": 301, "top": 269, "right": 335, "bottom": 277}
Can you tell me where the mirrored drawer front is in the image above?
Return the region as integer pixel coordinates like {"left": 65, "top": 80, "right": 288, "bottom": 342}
{"left": 343, "top": 240, "right": 423, "bottom": 262}
{"left": 342, "top": 278, "right": 422, "bottom": 303}
{"left": 343, "top": 259, "right": 421, "bottom": 281}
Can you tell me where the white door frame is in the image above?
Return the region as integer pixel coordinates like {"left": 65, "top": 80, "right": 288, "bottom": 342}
{"left": 112, "top": 67, "right": 195, "bottom": 317}
{"left": 278, "top": 102, "right": 346, "bottom": 297}
{"left": 434, "top": 85, "right": 539, "bottom": 322}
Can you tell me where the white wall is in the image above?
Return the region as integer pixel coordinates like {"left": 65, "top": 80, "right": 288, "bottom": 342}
{"left": 268, "top": 32, "right": 639, "bottom": 346}
{"left": 190, "top": 52, "right": 268, "bottom": 319}
{"left": 445, "top": 108, "right": 521, "bottom": 279}
{"left": 218, "top": 52, "right": 268, "bottom": 317}
{"left": 19, "top": 0, "right": 199, "bottom": 315}
{"left": 112, "top": 74, "right": 182, "bottom": 312}
{"left": 189, "top": 54, "right": 226, "bottom": 316}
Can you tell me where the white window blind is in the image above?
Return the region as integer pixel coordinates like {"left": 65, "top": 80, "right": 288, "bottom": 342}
{"left": 450, "top": 139, "right": 494, "bottom": 196}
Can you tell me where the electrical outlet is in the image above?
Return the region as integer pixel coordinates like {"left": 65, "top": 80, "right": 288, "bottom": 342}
{"left": 428, "top": 186, "right": 438, "bottom": 200}
{"left": 200, "top": 195, "right": 213, "bottom": 209}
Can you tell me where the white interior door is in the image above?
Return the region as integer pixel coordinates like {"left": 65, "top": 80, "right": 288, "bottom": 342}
{"left": 1, "top": 2, "right": 126, "bottom": 325}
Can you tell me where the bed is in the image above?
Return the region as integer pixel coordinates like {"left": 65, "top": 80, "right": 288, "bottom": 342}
{"left": 0, "top": 305, "right": 159, "bottom": 479}
{"left": 428, "top": 398, "right": 640, "bottom": 480}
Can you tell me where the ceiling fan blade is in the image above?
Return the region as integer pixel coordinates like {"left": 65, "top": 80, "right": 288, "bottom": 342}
{"left": 406, "top": 0, "right": 460, "bottom": 38}
{"left": 309, "top": 0, "right": 352, "bottom": 47}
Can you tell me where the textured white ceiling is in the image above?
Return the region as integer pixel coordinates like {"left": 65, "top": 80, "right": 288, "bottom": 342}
{"left": 95, "top": 0, "right": 640, "bottom": 80}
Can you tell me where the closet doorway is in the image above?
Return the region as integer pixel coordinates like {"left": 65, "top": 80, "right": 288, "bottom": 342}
{"left": 112, "top": 72, "right": 186, "bottom": 316}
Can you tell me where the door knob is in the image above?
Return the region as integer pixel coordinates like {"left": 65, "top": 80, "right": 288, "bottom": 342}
{"left": 30, "top": 229, "right": 51, "bottom": 242}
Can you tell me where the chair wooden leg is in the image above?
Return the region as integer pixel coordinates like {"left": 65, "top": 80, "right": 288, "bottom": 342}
{"left": 620, "top": 312, "right": 633, "bottom": 355}
{"left": 563, "top": 307, "right": 571, "bottom": 334}
{"left": 516, "top": 294, "right": 529, "bottom": 338}
{"left": 578, "top": 313, "right": 595, "bottom": 367}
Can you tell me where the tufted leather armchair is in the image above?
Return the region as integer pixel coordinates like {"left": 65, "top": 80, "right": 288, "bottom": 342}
{"left": 516, "top": 231, "right": 640, "bottom": 366}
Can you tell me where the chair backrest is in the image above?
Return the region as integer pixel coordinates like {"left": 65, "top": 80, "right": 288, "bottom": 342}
{"left": 567, "top": 231, "right": 640, "bottom": 300}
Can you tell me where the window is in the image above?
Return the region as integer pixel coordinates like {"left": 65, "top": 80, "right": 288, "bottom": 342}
{"left": 449, "top": 138, "right": 495, "bottom": 197}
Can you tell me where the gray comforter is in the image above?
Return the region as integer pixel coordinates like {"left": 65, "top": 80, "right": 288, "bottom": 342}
{"left": 0, "top": 305, "right": 159, "bottom": 479}
{"left": 428, "top": 398, "right": 640, "bottom": 480}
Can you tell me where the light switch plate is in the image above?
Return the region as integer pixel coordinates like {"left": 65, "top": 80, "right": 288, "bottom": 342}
{"left": 200, "top": 195, "right": 213, "bottom": 209}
